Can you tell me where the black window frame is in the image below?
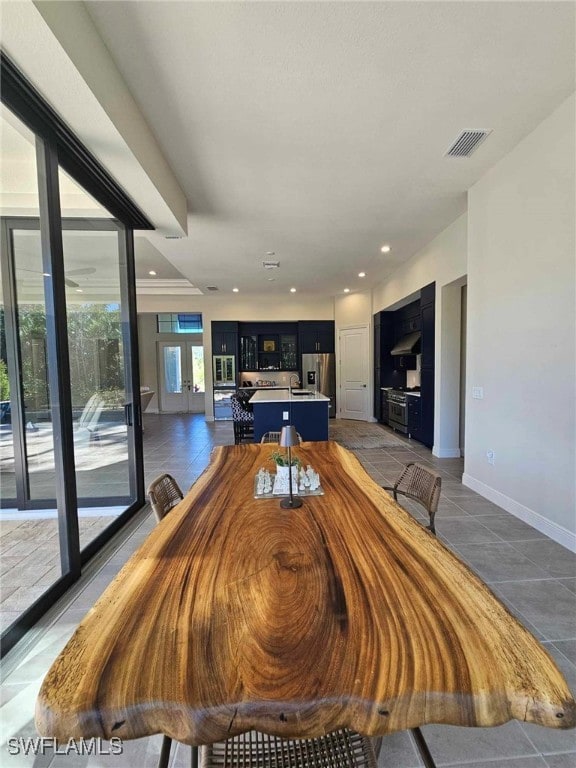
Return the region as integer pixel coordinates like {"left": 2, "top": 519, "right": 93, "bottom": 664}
{"left": 0, "top": 53, "right": 149, "bottom": 656}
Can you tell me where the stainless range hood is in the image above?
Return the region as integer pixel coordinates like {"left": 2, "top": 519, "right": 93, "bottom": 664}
{"left": 390, "top": 331, "right": 421, "bottom": 355}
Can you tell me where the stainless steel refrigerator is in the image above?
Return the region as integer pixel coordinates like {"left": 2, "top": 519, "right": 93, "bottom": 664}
{"left": 302, "top": 353, "right": 336, "bottom": 418}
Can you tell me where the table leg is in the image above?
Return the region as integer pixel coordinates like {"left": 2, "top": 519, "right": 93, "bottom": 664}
{"left": 191, "top": 744, "right": 199, "bottom": 768}
{"left": 411, "top": 728, "right": 437, "bottom": 768}
{"left": 158, "top": 736, "right": 172, "bottom": 768}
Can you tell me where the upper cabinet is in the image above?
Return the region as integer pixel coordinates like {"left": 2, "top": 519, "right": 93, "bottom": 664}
{"left": 212, "top": 321, "right": 239, "bottom": 356}
{"left": 298, "top": 321, "right": 335, "bottom": 354}
{"left": 239, "top": 323, "right": 298, "bottom": 371}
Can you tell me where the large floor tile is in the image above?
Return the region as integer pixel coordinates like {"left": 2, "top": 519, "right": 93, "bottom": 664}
{"left": 494, "top": 580, "right": 576, "bottom": 641}
{"left": 557, "top": 579, "right": 576, "bottom": 595}
{"left": 476, "top": 514, "right": 548, "bottom": 542}
{"left": 454, "top": 541, "right": 551, "bottom": 583}
{"left": 552, "top": 639, "right": 576, "bottom": 667}
{"left": 451, "top": 759, "right": 548, "bottom": 768}
{"left": 420, "top": 721, "right": 538, "bottom": 765}
{"left": 377, "top": 730, "right": 424, "bottom": 767}
{"left": 544, "top": 754, "right": 576, "bottom": 767}
{"left": 510, "top": 541, "right": 576, "bottom": 579}
{"left": 436, "top": 518, "right": 503, "bottom": 545}
{"left": 451, "top": 497, "right": 506, "bottom": 515}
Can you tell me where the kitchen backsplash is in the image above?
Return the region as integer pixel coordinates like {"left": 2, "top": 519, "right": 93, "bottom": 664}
{"left": 406, "top": 355, "right": 422, "bottom": 389}
{"left": 239, "top": 371, "right": 300, "bottom": 387}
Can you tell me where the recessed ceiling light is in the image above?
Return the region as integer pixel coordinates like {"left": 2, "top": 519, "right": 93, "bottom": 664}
{"left": 266, "top": 251, "right": 275, "bottom": 256}
{"left": 290, "top": 287, "right": 297, "bottom": 293}
{"left": 232, "top": 287, "right": 239, "bottom": 293}
{"left": 148, "top": 270, "right": 157, "bottom": 276}
{"left": 344, "top": 288, "right": 350, "bottom": 293}
{"left": 380, "top": 245, "right": 391, "bottom": 253}
{"left": 358, "top": 272, "right": 366, "bottom": 278}
{"left": 76, "top": 288, "right": 83, "bottom": 293}
{"left": 268, "top": 277, "right": 276, "bottom": 282}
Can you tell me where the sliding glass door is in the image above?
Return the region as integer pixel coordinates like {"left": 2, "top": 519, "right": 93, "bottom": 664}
{"left": 0, "top": 64, "right": 146, "bottom": 654}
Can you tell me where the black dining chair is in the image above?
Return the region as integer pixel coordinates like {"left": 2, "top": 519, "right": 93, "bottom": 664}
{"left": 231, "top": 392, "right": 254, "bottom": 444}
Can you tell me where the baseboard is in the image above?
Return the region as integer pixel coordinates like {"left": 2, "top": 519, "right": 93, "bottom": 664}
{"left": 433, "top": 446, "right": 461, "bottom": 458}
{"left": 462, "top": 473, "right": 576, "bottom": 552}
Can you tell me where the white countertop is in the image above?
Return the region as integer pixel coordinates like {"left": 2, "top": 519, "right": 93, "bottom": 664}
{"left": 239, "top": 386, "right": 289, "bottom": 391}
{"left": 249, "top": 390, "right": 330, "bottom": 404}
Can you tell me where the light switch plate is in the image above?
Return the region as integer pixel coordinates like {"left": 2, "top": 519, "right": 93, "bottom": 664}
{"left": 283, "top": 411, "right": 289, "bottom": 420}
{"left": 472, "top": 386, "right": 484, "bottom": 399}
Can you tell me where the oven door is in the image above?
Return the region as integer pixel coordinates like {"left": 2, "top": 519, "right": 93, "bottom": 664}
{"left": 389, "top": 400, "right": 408, "bottom": 432}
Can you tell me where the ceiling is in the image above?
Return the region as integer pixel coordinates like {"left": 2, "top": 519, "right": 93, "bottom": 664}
{"left": 78, "top": 3, "right": 574, "bottom": 297}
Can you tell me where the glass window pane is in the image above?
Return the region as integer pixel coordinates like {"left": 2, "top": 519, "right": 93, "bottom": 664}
{"left": 157, "top": 313, "right": 203, "bottom": 334}
{"left": 163, "top": 346, "right": 182, "bottom": 393}
{"left": 59, "top": 167, "right": 137, "bottom": 551}
{"left": 0, "top": 106, "right": 62, "bottom": 636}
{"left": 191, "top": 346, "right": 205, "bottom": 393}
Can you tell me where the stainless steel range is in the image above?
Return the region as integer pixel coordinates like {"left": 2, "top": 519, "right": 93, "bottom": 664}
{"left": 388, "top": 390, "right": 408, "bottom": 434}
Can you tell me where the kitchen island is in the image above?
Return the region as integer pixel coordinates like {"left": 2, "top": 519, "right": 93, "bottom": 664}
{"left": 249, "top": 389, "right": 330, "bottom": 442}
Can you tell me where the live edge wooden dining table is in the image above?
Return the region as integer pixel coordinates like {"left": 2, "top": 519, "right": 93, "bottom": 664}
{"left": 36, "top": 441, "right": 575, "bottom": 765}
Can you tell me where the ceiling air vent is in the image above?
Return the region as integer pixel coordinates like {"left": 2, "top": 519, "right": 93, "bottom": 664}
{"left": 206, "top": 286, "right": 219, "bottom": 291}
{"left": 446, "top": 130, "right": 491, "bottom": 158}
{"left": 263, "top": 260, "right": 280, "bottom": 269}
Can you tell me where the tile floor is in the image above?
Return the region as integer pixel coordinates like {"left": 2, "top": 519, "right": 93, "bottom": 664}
{"left": 0, "top": 414, "right": 575, "bottom": 767}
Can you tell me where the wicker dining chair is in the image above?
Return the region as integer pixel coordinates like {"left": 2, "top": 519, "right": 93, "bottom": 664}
{"left": 382, "top": 462, "right": 442, "bottom": 534}
{"left": 199, "top": 729, "right": 378, "bottom": 768}
{"left": 260, "top": 430, "right": 303, "bottom": 444}
{"left": 147, "top": 473, "right": 183, "bottom": 522}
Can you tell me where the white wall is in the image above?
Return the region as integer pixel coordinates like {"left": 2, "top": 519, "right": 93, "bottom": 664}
{"left": 335, "top": 290, "right": 373, "bottom": 419}
{"left": 372, "top": 215, "right": 468, "bottom": 455}
{"left": 464, "top": 93, "right": 575, "bottom": 548}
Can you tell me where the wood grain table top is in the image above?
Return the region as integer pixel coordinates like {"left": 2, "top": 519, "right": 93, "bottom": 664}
{"left": 36, "top": 442, "right": 575, "bottom": 745}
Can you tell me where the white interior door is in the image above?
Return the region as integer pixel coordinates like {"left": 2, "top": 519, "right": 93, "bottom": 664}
{"left": 158, "top": 342, "right": 205, "bottom": 413}
{"left": 339, "top": 326, "right": 369, "bottom": 421}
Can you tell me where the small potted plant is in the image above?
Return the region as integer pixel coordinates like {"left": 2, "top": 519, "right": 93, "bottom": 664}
{"left": 270, "top": 449, "right": 300, "bottom": 491}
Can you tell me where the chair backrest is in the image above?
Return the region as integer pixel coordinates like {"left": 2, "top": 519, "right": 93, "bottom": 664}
{"left": 147, "top": 473, "right": 183, "bottom": 522}
{"left": 260, "top": 431, "right": 302, "bottom": 444}
{"left": 230, "top": 393, "right": 254, "bottom": 422}
{"left": 392, "top": 462, "right": 442, "bottom": 532}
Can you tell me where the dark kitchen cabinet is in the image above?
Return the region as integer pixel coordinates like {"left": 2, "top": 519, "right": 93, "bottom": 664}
{"left": 298, "top": 321, "right": 335, "bottom": 354}
{"left": 419, "top": 282, "right": 435, "bottom": 448}
{"left": 380, "top": 388, "right": 390, "bottom": 425}
{"left": 238, "top": 323, "right": 299, "bottom": 372}
{"left": 421, "top": 303, "right": 435, "bottom": 369}
{"left": 212, "top": 321, "right": 238, "bottom": 356}
{"left": 407, "top": 395, "right": 422, "bottom": 441}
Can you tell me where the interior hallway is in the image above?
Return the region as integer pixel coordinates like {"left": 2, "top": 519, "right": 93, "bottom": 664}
{"left": 1, "top": 415, "right": 574, "bottom": 767}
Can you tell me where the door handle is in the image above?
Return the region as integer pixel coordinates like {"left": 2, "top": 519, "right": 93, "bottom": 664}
{"left": 361, "top": 384, "right": 367, "bottom": 388}
{"left": 124, "top": 403, "right": 133, "bottom": 426}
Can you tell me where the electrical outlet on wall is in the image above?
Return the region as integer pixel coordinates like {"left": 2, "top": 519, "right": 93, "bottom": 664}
{"left": 486, "top": 450, "right": 495, "bottom": 465}
{"left": 472, "top": 386, "right": 484, "bottom": 399}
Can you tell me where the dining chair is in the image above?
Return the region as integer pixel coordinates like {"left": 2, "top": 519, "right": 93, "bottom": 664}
{"left": 147, "top": 473, "right": 183, "bottom": 522}
{"left": 382, "top": 461, "right": 442, "bottom": 534}
{"left": 231, "top": 393, "right": 255, "bottom": 444}
{"left": 200, "top": 728, "right": 378, "bottom": 768}
{"left": 260, "top": 430, "right": 302, "bottom": 444}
